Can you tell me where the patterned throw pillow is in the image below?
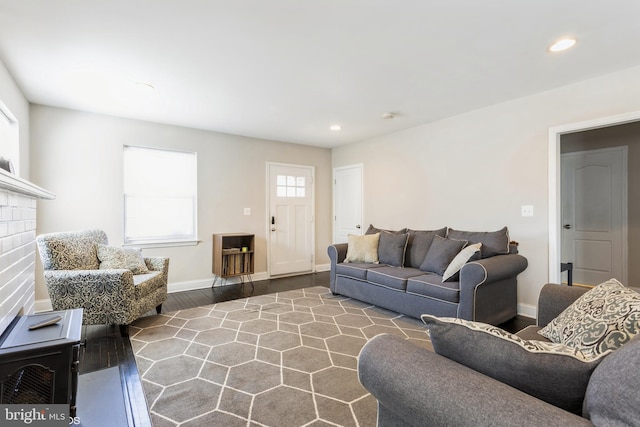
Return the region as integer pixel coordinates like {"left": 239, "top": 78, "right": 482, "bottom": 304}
{"left": 539, "top": 279, "right": 640, "bottom": 360}
{"left": 344, "top": 233, "right": 380, "bottom": 264}
{"left": 97, "top": 245, "right": 150, "bottom": 274}
{"left": 422, "top": 314, "right": 602, "bottom": 414}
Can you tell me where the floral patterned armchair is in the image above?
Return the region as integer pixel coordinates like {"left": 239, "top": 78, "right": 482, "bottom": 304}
{"left": 36, "top": 229, "right": 169, "bottom": 335}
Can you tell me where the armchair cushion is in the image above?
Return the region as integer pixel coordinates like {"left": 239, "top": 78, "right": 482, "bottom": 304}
{"left": 98, "top": 244, "right": 149, "bottom": 274}
{"left": 422, "top": 315, "right": 603, "bottom": 415}
{"left": 539, "top": 279, "right": 640, "bottom": 360}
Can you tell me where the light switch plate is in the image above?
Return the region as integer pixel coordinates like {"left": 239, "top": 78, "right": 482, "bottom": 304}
{"left": 521, "top": 205, "right": 534, "bottom": 217}
{"left": 244, "top": 208, "right": 251, "bottom": 216}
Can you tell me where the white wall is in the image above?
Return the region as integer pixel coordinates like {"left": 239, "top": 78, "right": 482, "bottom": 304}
{"left": 0, "top": 60, "right": 29, "bottom": 178}
{"left": 332, "top": 65, "right": 640, "bottom": 315}
{"left": 30, "top": 105, "right": 333, "bottom": 301}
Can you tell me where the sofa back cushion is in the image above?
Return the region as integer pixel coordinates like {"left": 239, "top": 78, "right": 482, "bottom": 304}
{"left": 584, "top": 334, "right": 640, "bottom": 424}
{"left": 405, "top": 228, "right": 447, "bottom": 268}
{"left": 37, "top": 229, "right": 108, "bottom": 270}
{"left": 447, "top": 227, "right": 510, "bottom": 258}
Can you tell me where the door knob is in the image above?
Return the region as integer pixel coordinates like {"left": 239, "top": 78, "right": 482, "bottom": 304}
{"left": 271, "top": 227, "right": 276, "bottom": 232}
{"left": 563, "top": 224, "right": 572, "bottom": 229}
{"left": 356, "top": 225, "right": 361, "bottom": 229}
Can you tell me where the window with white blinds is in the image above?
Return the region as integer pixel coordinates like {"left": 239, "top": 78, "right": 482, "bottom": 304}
{"left": 123, "top": 146, "right": 197, "bottom": 245}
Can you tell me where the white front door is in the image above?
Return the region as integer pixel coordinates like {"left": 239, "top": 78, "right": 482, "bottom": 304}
{"left": 561, "top": 147, "right": 627, "bottom": 286}
{"left": 268, "top": 163, "right": 314, "bottom": 276}
{"left": 333, "top": 164, "right": 363, "bottom": 243}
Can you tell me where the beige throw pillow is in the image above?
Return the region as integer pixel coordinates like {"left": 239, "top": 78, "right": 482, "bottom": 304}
{"left": 442, "top": 243, "right": 482, "bottom": 281}
{"left": 344, "top": 233, "right": 380, "bottom": 263}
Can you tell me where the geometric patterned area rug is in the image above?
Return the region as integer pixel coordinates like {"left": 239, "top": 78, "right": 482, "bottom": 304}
{"left": 130, "top": 286, "right": 432, "bottom": 427}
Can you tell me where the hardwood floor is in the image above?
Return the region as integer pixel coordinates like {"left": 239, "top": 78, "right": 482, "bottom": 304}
{"left": 77, "top": 271, "right": 533, "bottom": 426}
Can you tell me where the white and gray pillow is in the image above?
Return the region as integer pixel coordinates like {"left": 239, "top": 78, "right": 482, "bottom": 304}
{"left": 442, "top": 242, "right": 482, "bottom": 282}
{"left": 539, "top": 278, "right": 640, "bottom": 360}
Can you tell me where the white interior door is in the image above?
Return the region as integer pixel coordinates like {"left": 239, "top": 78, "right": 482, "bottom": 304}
{"left": 268, "top": 163, "right": 314, "bottom": 276}
{"left": 561, "top": 147, "right": 627, "bottom": 286}
{"left": 333, "top": 164, "right": 363, "bottom": 243}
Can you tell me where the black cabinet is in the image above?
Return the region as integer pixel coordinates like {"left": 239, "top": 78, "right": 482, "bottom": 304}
{"left": 0, "top": 309, "right": 83, "bottom": 417}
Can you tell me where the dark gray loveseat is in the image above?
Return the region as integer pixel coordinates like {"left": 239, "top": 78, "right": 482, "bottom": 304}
{"left": 328, "top": 226, "right": 528, "bottom": 325}
{"left": 359, "top": 284, "right": 640, "bottom": 427}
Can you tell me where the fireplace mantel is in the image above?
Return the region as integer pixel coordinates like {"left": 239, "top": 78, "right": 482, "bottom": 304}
{"left": 0, "top": 169, "right": 55, "bottom": 200}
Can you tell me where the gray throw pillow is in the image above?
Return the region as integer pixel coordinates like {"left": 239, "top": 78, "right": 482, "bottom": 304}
{"left": 447, "top": 227, "right": 510, "bottom": 258}
{"left": 584, "top": 334, "right": 640, "bottom": 425}
{"left": 422, "top": 315, "right": 603, "bottom": 415}
{"left": 419, "top": 235, "right": 467, "bottom": 275}
{"left": 405, "top": 228, "right": 447, "bottom": 268}
{"left": 377, "top": 231, "right": 409, "bottom": 267}
{"left": 365, "top": 224, "right": 407, "bottom": 235}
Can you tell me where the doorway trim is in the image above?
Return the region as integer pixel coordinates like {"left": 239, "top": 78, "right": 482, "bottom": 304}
{"left": 548, "top": 110, "right": 640, "bottom": 284}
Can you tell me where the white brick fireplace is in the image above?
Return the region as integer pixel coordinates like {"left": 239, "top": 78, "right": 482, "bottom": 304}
{"left": 0, "top": 169, "right": 54, "bottom": 336}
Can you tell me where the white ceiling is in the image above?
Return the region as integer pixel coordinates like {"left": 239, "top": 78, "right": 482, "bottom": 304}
{"left": 1, "top": 1, "right": 639, "bottom": 148}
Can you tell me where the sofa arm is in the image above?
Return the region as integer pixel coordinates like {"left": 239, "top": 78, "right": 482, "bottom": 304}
{"left": 145, "top": 257, "right": 169, "bottom": 276}
{"left": 44, "top": 269, "right": 136, "bottom": 311}
{"left": 328, "top": 243, "right": 348, "bottom": 290}
{"left": 358, "top": 334, "right": 592, "bottom": 427}
{"left": 537, "top": 283, "right": 589, "bottom": 327}
{"left": 457, "top": 254, "right": 528, "bottom": 322}
{"left": 460, "top": 254, "right": 528, "bottom": 286}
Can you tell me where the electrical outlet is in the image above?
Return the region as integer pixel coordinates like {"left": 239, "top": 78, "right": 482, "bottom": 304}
{"left": 521, "top": 205, "right": 534, "bottom": 217}
{"left": 244, "top": 208, "right": 251, "bottom": 216}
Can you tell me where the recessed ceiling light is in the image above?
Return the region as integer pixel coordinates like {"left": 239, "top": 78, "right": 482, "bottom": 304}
{"left": 134, "top": 82, "right": 155, "bottom": 91}
{"left": 548, "top": 38, "right": 576, "bottom": 53}
{"left": 330, "top": 124, "right": 342, "bottom": 131}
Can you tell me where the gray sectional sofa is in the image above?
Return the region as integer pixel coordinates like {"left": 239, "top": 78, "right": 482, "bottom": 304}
{"left": 328, "top": 226, "right": 528, "bottom": 325}
{"left": 359, "top": 283, "right": 640, "bottom": 426}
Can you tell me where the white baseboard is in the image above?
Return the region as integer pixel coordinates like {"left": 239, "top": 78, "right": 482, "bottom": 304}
{"left": 517, "top": 302, "right": 537, "bottom": 320}
{"left": 315, "top": 263, "right": 331, "bottom": 272}
{"left": 35, "top": 299, "right": 53, "bottom": 313}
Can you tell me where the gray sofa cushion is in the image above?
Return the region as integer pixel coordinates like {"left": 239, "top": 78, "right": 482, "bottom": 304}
{"left": 335, "top": 262, "right": 383, "bottom": 281}
{"left": 422, "top": 315, "right": 602, "bottom": 415}
{"left": 584, "top": 335, "right": 640, "bottom": 425}
{"left": 420, "top": 235, "right": 467, "bottom": 275}
{"left": 447, "top": 227, "right": 510, "bottom": 258}
{"left": 378, "top": 231, "right": 409, "bottom": 267}
{"left": 367, "top": 266, "right": 425, "bottom": 291}
{"left": 407, "top": 274, "right": 460, "bottom": 303}
{"left": 405, "top": 228, "right": 447, "bottom": 269}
